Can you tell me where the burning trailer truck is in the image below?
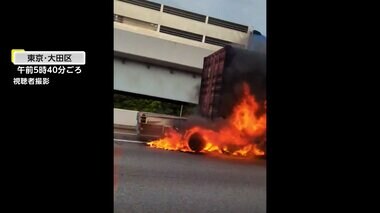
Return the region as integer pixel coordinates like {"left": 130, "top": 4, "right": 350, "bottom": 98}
{"left": 147, "top": 45, "right": 266, "bottom": 158}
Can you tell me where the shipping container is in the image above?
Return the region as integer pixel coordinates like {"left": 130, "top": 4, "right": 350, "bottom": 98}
{"left": 199, "top": 45, "right": 266, "bottom": 120}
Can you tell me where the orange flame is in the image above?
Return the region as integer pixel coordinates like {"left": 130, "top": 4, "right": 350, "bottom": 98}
{"left": 148, "top": 82, "right": 266, "bottom": 158}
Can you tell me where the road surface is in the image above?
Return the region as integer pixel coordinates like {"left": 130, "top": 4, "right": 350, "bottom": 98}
{"left": 114, "top": 140, "right": 266, "bottom": 213}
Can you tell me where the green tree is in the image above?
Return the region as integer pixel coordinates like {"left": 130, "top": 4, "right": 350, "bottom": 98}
{"left": 114, "top": 93, "right": 197, "bottom": 116}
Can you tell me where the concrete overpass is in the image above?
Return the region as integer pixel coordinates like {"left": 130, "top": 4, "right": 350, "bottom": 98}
{"left": 114, "top": 0, "right": 252, "bottom": 104}
{"left": 114, "top": 27, "right": 214, "bottom": 104}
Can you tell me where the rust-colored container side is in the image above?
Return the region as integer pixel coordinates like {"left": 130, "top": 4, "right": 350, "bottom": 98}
{"left": 199, "top": 45, "right": 266, "bottom": 120}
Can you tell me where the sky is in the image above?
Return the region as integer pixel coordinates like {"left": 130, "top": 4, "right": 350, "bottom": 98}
{"left": 153, "top": 0, "right": 266, "bottom": 35}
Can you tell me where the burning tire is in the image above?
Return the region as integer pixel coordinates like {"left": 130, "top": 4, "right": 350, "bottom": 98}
{"left": 188, "top": 133, "right": 205, "bottom": 152}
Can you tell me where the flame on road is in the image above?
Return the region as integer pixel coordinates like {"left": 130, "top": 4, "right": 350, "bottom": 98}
{"left": 148, "top": 83, "right": 266, "bottom": 158}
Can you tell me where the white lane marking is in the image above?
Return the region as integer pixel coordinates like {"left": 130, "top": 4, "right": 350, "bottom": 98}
{"left": 113, "top": 139, "right": 146, "bottom": 144}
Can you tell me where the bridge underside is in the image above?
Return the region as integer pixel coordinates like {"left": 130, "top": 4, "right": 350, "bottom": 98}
{"left": 114, "top": 58, "right": 201, "bottom": 104}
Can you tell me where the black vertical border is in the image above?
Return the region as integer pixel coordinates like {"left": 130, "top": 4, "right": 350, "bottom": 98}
{"left": 0, "top": 0, "right": 114, "bottom": 212}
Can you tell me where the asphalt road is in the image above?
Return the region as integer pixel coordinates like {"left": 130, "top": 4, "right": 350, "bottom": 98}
{"left": 114, "top": 141, "right": 266, "bottom": 213}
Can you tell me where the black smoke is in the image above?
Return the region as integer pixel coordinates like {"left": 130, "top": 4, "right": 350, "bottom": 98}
{"left": 209, "top": 45, "right": 266, "bottom": 119}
